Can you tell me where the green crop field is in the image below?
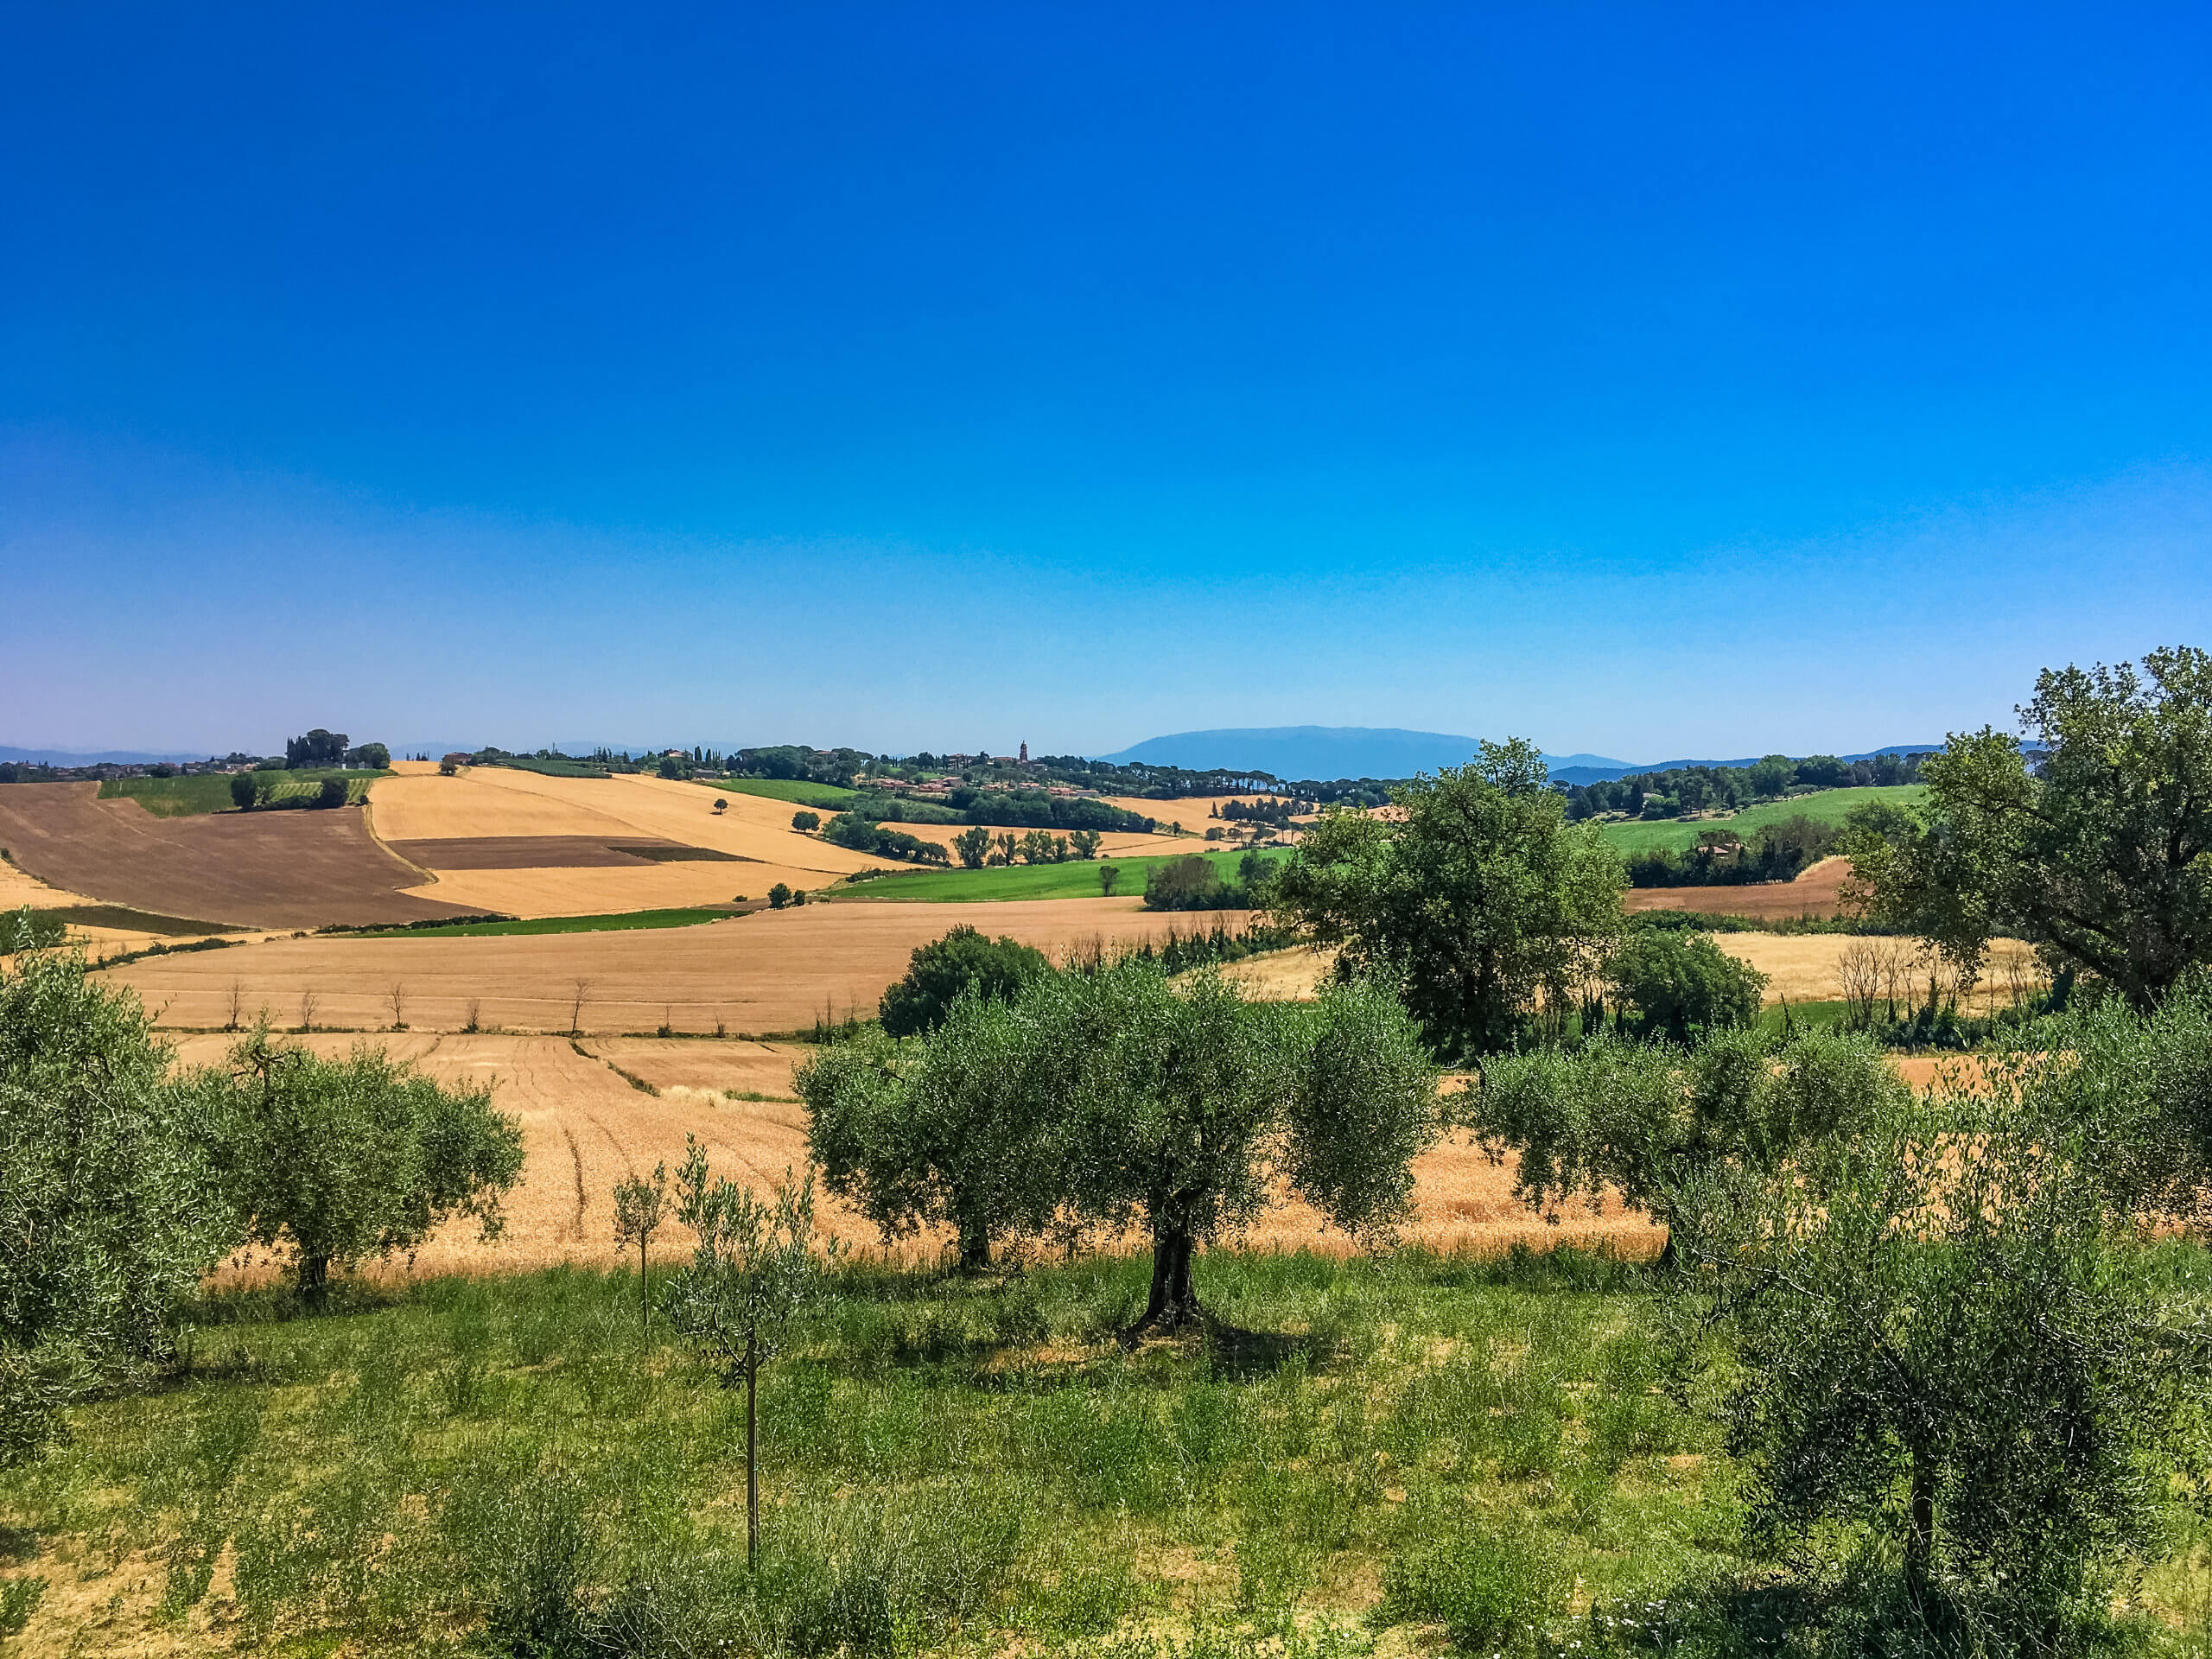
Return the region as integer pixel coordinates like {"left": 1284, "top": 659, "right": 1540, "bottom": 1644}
{"left": 342, "top": 907, "right": 734, "bottom": 938}
{"left": 843, "top": 847, "right": 1278, "bottom": 902}
{"left": 1593, "top": 785, "right": 1926, "bottom": 855}
{"left": 704, "top": 778, "right": 861, "bottom": 809}
{"left": 98, "top": 768, "right": 390, "bottom": 817}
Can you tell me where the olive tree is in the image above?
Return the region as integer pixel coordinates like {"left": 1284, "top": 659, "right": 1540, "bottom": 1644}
{"left": 198, "top": 1030, "right": 524, "bottom": 1302}
{"left": 1061, "top": 962, "right": 1440, "bottom": 1330}
{"left": 1982, "top": 969, "right": 2212, "bottom": 1230}
{"left": 0, "top": 934, "right": 237, "bottom": 1464}
{"left": 660, "top": 1140, "right": 842, "bottom": 1566}
{"left": 1672, "top": 1078, "right": 2208, "bottom": 1646}
{"left": 1268, "top": 739, "right": 1624, "bottom": 1058}
{"left": 801, "top": 992, "right": 1066, "bottom": 1270}
{"left": 1469, "top": 1027, "right": 1903, "bottom": 1260}
{"left": 611, "top": 1160, "right": 670, "bottom": 1338}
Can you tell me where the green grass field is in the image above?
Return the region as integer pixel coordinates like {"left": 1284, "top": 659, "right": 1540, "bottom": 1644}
{"left": 97, "top": 768, "right": 389, "bottom": 817}
{"left": 704, "top": 778, "right": 860, "bottom": 809}
{"left": 1593, "top": 784, "right": 1925, "bottom": 855}
{"left": 842, "top": 847, "right": 1275, "bottom": 902}
{"left": 343, "top": 907, "right": 734, "bottom": 938}
{"left": 8, "top": 1248, "right": 2203, "bottom": 1656}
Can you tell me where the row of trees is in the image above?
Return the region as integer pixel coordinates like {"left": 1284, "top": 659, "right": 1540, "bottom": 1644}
{"left": 1214, "top": 795, "right": 1312, "bottom": 824}
{"left": 949, "top": 825, "right": 1102, "bottom": 868}
{"left": 228, "top": 772, "right": 359, "bottom": 810}
{"left": 842, "top": 789, "right": 1154, "bottom": 836}
{"left": 0, "top": 936, "right": 523, "bottom": 1467}
{"left": 818, "top": 813, "right": 952, "bottom": 865}
{"left": 1141, "top": 851, "right": 1273, "bottom": 910}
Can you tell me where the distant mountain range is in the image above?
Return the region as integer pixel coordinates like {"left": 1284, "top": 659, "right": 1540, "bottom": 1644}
{"left": 1092, "top": 727, "right": 1942, "bottom": 785}
{"left": 0, "top": 746, "right": 213, "bottom": 766}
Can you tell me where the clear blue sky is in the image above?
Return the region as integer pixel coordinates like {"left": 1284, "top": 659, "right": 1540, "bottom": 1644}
{"left": 5, "top": 4, "right": 2209, "bottom": 760}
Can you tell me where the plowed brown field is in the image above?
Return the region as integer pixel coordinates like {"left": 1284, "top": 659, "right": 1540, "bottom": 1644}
{"left": 0, "top": 782, "right": 482, "bottom": 929}
{"left": 102, "top": 898, "right": 1249, "bottom": 1035}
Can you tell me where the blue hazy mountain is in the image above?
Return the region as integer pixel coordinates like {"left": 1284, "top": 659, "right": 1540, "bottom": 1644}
{"left": 0, "top": 746, "right": 210, "bottom": 766}
{"left": 1093, "top": 727, "right": 1630, "bottom": 781}
{"left": 1093, "top": 728, "right": 1939, "bottom": 785}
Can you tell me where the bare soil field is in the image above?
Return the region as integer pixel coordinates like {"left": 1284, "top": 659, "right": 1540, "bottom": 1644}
{"left": 383, "top": 835, "right": 742, "bottom": 868}
{"left": 368, "top": 767, "right": 899, "bottom": 918}
{"left": 102, "top": 898, "right": 1249, "bottom": 1035}
{"left": 1623, "top": 855, "right": 1858, "bottom": 919}
{"left": 0, "top": 782, "right": 482, "bottom": 929}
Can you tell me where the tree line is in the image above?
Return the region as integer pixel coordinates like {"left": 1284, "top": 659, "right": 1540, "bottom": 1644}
{"left": 282, "top": 729, "right": 390, "bottom": 770}
{"left": 1622, "top": 813, "right": 1840, "bottom": 887}
{"left": 1563, "top": 747, "right": 1927, "bottom": 822}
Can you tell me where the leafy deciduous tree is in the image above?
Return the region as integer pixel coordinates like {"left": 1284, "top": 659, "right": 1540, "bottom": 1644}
{"left": 1845, "top": 646, "right": 2212, "bottom": 1011}
{"left": 874, "top": 925, "right": 1049, "bottom": 1039}
{"left": 1605, "top": 928, "right": 1767, "bottom": 1042}
{"left": 1268, "top": 739, "right": 1624, "bottom": 1058}
{"left": 952, "top": 826, "right": 992, "bottom": 869}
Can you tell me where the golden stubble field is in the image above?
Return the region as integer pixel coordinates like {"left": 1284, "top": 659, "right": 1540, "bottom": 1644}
{"left": 102, "top": 898, "right": 1252, "bottom": 1035}
{"left": 368, "top": 766, "right": 903, "bottom": 918}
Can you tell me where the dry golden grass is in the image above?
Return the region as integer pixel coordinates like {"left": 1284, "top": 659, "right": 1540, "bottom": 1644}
{"left": 1623, "top": 855, "right": 1857, "bottom": 920}
{"left": 1714, "top": 932, "right": 2038, "bottom": 1005}
{"left": 103, "top": 898, "right": 1221, "bottom": 1036}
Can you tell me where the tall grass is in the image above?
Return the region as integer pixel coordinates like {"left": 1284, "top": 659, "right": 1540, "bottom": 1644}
{"left": 1, "top": 1247, "right": 2204, "bottom": 1655}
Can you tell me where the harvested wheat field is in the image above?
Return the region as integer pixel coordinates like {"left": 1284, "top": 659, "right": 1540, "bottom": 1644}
{"left": 157, "top": 1029, "right": 1649, "bottom": 1283}
{"left": 102, "top": 898, "right": 1250, "bottom": 1035}
{"left": 368, "top": 766, "right": 900, "bottom": 918}
{"left": 0, "top": 781, "right": 483, "bottom": 929}
{"left": 1624, "top": 855, "right": 1858, "bottom": 919}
